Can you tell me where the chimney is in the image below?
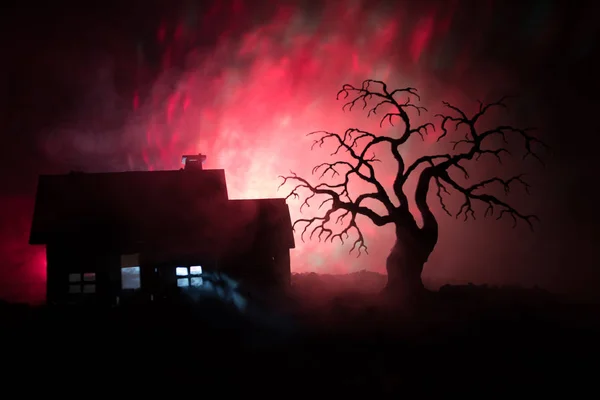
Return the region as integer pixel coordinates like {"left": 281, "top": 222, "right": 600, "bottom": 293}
{"left": 181, "top": 153, "right": 207, "bottom": 171}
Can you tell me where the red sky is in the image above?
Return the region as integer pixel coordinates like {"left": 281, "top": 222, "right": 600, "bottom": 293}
{"left": 1, "top": 0, "right": 599, "bottom": 303}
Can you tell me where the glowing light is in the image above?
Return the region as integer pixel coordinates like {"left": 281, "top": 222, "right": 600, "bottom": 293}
{"left": 121, "top": 266, "right": 141, "bottom": 290}
{"left": 131, "top": 1, "right": 441, "bottom": 277}
{"left": 190, "top": 266, "right": 203, "bottom": 275}
{"left": 177, "top": 278, "right": 189, "bottom": 287}
{"left": 177, "top": 266, "right": 204, "bottom": 288}
{"left": 11, "top": 1, "right": 529, "bottom": 303}
{"left": 191, "top": 277, "right": 203, "bottom": 287}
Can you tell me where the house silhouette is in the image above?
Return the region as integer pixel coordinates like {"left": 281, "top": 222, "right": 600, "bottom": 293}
{"left": 28, "top": 154, "right": 295, "bottom": 306}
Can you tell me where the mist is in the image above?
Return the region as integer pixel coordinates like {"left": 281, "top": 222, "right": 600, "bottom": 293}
{"left": 1, "top": 0, "right": 599, "bottom": 303}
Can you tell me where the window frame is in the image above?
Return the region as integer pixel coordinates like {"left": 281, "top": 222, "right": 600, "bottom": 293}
{"left": 68, "top": 272, "right": 97, "bottom": 294}
{"left": 121, "top": 266, "right": 142, "bottom": 290}
{"left": 176, "top": 266, "right": 203, "bottom": 288}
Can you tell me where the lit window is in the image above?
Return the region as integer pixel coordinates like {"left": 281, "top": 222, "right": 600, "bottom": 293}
{"left": 121, "top": 266, "right": 141, "bottom": 290}
{"left": 191, "top": 277, "right": 203, "bottom": 287}
{"left": 177, "top": 278, "right": 189, "bottom": 287}
{"left": 69, "top": 272, "right": 96, "bottom": 294}
{"left": 190, "top": 266, "right": 202, "bottom": 275}
{"left": 176, "top": 265, "right": 204, "bottom": 288}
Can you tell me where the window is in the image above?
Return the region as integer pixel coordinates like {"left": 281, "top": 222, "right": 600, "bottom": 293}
{"left": 121, "top": 266, "right": 141, "bottom": 290}
{"left": 176, "top": 265, "right": 203, "bottom": 288}
{"left": 190, "top": 266, "right": 202, "bottom": 275}
{"left": 69, "top": 272, "right": 96, "bottom": 294}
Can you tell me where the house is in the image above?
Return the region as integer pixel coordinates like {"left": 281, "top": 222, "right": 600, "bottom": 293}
{"left": 28, "top": 154, "right": 295, "bottom": 306}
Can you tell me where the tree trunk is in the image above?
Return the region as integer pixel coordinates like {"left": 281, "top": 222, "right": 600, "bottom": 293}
{"left": 384, "top": 224, "right": 437, "bottom": 301}
{"left": 383, "top": 166, "right": 439, "bottom": 302}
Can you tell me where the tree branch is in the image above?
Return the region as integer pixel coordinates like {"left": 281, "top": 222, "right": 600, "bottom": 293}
{"left": 406, "top": 97, "right": 548, "bottom": 231}
{"left": 336, "top": 79, "right": 434, "bottom": 144}
{"left": 406, "top": 97, "right": 549, "bottom": 179}
{"left": 278, "top": 171, "right": 392, "bottom": 256}
{"left": 278, "top": 82, "right": 547, "bottom": 263}
{"left": 307, "top": 129, "right": 395, "bottom": 212}
{"left": 336, "top": 79, "right": 437, "bottom": 208}
{"left": 438, "top": 171, "right": 539, "bottom": 231}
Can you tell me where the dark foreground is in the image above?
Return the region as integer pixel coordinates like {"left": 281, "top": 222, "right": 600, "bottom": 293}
{"left": 1, "top": 278, "right": 599, "bottom": 395}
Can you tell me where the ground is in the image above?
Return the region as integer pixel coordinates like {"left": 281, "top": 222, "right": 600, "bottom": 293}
{"left": 1, "top": 272, "right": 599, "bottom": 394}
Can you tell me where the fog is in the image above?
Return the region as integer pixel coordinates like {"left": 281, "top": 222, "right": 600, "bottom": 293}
{"left": 1, "top": 0, "right": 599, "bottom": 303}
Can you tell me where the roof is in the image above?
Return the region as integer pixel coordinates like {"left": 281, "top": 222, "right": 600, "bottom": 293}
{"left": 29, "top": 169, "right": 295, "bottom": 251}
{"left": 224, "top": 198, "right": 296, "bottom": 251}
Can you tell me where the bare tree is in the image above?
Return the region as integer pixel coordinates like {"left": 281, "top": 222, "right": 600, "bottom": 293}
{"left": 279, "top": 80, "right": 548, "bottom": 299}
